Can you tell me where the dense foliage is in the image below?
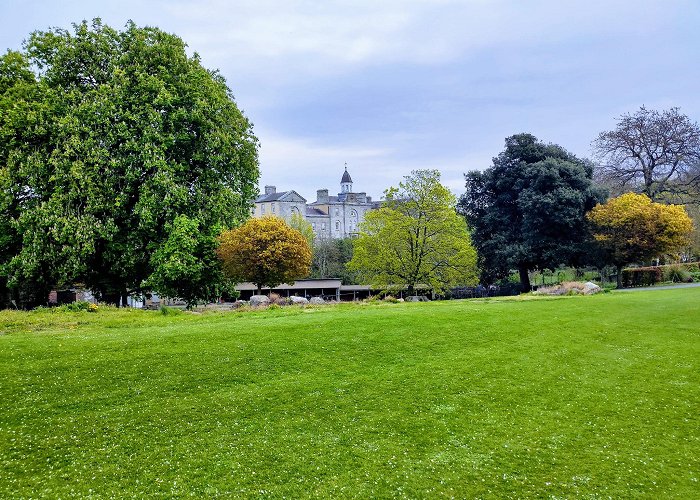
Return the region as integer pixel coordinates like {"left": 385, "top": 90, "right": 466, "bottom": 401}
{"left": 0, "top": 20, "right": 259, "bottom": 308}
{"left": 458, "top": 134, "right": 607, "bottom": 290}
{"left": 217, "top": 216, "right": 312, "bottom": 293}
{"left": 587, "top": 193, "right": 693, "bottom": 286}
{"left": 349, "top": 170, "right": 477, "bottom": 294}
{"left": 620, "top": 267, "right": 664, "bottom": 287}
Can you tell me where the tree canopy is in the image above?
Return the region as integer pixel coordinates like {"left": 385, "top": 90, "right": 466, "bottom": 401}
{"left": 458, "top": 133, "right": 607, "bottom": 291}
{"left": 348, "top": 170, "right": 477, "bottom": 295}
{"left": 593, "top": 107, "right": 700, "bottom": 201}
{"left": 217, "top": 216, "right": 312, "bottom": 294}
{"left": 0, "top": 20, "right": 259, "bottom": 307}
{"left": 587, "top": 193, "right": 693, "bottom": 285}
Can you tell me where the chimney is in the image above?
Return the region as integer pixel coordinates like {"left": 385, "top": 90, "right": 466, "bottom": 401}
{"left": 357, "top": 192, "right": 367, "bottom": 204}
{"left": 317, "top": 189, "right": 329, "bottom": 203}
{"left": 265, "top": 185, "right": 276, "bottom": 195}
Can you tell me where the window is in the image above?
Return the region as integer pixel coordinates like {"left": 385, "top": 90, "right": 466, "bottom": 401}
{"left": 271, "top": 203, "right": 275, "bottom": 213}
{"left": 261, "top": 204, "right": 265, "bottom": 214}
{"left": 335, "top": 208, "right": 339, "bottom": 216}
{"left": 335, "top": 221, "right": 340, "bottom": 230}
{"left": 312, "top": 223, "right": 316, "bottom": 230}
{"left": 322, "top": 222, "right": 326, "bottom": 230}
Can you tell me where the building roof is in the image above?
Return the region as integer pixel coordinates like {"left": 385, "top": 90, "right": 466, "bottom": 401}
{"left": 305, "top": 207, "right": 327, "bottom": 216}
{"left": 255, "top": 190, "right": 306, "bottom": 203}
{"left": 341, "top": 167, "right": 352, "bottom": 184}
{"left": 236, "top": 279, "right": 342, "bottom": 291}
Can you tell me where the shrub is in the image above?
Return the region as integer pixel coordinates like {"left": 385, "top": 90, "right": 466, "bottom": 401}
{"left": 664, "top": 265, "right": 692, "bottom": 283}
{"left": 57, "top": 301, "right": 93, "bottom": 312}
{"left": 268, "top": 293, "right": 290, "bottom": 306}
{"left": 621, "top": 267, "right": 663, "bottom": 287}
{"left": 160, "top": 305, "right": 183, "bottom": 316}
{"left": 383, "top": 295, "right": 400, "bottom": 303}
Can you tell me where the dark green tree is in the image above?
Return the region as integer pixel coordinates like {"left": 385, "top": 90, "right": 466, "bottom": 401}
{"left": 0, "top": 20, "right": 259, "bottom": 307}
{"left": 458, "top": 134, "right": 606, "bottom": 291}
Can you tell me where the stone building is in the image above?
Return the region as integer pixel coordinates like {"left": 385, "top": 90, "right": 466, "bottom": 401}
{"left": 253, "top": 167, "right": 379, "bottom": 239}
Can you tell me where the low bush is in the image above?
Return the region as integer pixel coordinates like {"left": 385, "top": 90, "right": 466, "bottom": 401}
{"left": 57, "top": 301, "right": 94, "bottom": 312}
{"left": 160, "top": 305, "right": 183, "bottom": 316}
{"left": 268, "top": 293, "right": 290, "bottom": 306}
{"left": 664, "top": 265, "right": 692, "bottom": 283}
{"left": 621, "top": 267, "right": 663, "bottom": 287}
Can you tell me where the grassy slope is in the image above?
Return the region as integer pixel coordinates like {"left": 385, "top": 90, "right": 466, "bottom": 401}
{"left": 0, "top": 291, "right": 698, "bottom": 498}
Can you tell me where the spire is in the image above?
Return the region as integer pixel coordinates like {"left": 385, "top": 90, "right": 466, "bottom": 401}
{"left": 341, "top": 163, "right": 353, "bottom": 184}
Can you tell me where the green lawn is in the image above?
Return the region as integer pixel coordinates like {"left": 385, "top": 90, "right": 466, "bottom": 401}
{"left": 1, "top": 291, "right": 699, "bottom": 498}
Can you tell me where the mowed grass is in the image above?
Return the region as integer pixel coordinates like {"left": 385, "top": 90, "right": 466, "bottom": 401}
{"left": 1, "top": 291, "right": 699, "bottom": 498}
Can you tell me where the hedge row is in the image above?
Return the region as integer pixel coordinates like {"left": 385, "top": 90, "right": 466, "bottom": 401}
{"left": 621, "top": 267, "right": 663, "bottom": 287}
{"left": 621, "top": 262, "right": 699, "bottom": 287}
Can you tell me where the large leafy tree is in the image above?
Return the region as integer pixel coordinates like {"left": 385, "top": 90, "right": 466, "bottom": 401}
{"left": 0, "top": 20, "right": 259, "bottom": 307}
{"left": 217, "top": 216, "right": 312, "bottom": 294}
{"left": 458, "top": 134, "right": 606, "bottom": 291}
{"left": 593, "top": 106, "right": 700, "bottom": 201}
{"left": 587, "top": 193, "right": 693, "bottom": 286}
{"left": 348, "top": 170, "right": 477, "bottom": 295}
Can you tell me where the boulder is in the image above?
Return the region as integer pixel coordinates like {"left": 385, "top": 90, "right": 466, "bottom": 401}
{"left": 249, "top": 295, "right": 270, "bottom": 307}
{"left": 289, "top": 296, "right": 309, "bottom": 305}
{"left": 405, "top": 295, "right": 430, "bottom": 302}
{"left": 309, "top": 297, "right": 325, "bottom": 305}
{"left": 582, "top": 282, "right": 602, "bottom": 295}
{"left": 231, "top": 300, "right": 248, "bottom": 309}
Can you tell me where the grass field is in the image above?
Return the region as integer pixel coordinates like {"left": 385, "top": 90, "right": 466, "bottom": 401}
{"left": 1, "top": 290, "right": 699, "bottom": 498}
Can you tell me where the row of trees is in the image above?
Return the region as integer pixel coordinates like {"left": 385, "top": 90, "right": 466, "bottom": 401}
{"left": 459, "top": 125, "right": 696, "bottom": 290}
{"left": 330, "top": 108, "right": 698, "bottom": 295}
{"left": 216, "top": 170, "right": 478, "bottom": 297}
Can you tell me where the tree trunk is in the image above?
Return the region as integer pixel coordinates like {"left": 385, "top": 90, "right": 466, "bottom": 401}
{"left": 616, "top": 264, "right": 623, "bottom": 289}
{"left": 121, "top": 291, "right": 128, "bottom": 308}
{"left": 407, "top": 284, "right": 414, "bottom": 295}
{"left": 256, "top": 283, "right": 261, "bottom": 294}
{"left": 518, "top": 266, "right": 531, "bottom": 292}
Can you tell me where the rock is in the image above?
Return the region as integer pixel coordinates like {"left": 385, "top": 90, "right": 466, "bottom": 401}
{"left": 231, "top": 300, "right": 248, "bottom": 309}
{"left": 249, "top": 295, "right": 270, "bottom": 307}
{"left": 309, "top": 297, "right": 325, "bottom": 305}
{"left": 289, "top": 296, "right": 309, "bottom": 305}
{"left": 582, "top": 282, "right": 602, "bottom": 295}
{"left": 405, "top": 295, "right": 430, "bottom": 302}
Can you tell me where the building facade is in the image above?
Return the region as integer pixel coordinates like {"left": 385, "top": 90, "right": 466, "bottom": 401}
{"left": 253, "top": 167, "right": 379, "bottom": 239}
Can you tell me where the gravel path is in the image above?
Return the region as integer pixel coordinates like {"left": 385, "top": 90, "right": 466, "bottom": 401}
{"left": 615, "top": 282, "right": 700, "bottom": 292}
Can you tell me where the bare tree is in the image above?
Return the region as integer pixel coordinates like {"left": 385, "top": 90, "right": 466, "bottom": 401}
{"left": 593, "top": 106, "right": 700, "bottom": 201}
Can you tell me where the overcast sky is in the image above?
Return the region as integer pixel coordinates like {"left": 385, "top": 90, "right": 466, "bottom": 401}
{"left": 2, "top": 0, "right": 699, "bottom": 201}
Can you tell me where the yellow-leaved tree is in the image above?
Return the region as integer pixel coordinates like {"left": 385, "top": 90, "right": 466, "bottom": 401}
{"left": 217, "top": 216, "right": 312, "bottom": 294}
{"left": 587, "top": 193, "right": 694, "bottom": 286}
{"left": 348, "top": 170, "right": 478, "bottom": 295}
